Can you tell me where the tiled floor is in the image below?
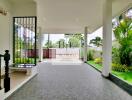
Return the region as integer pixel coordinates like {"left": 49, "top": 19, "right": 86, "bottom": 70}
{"left": 7, "top": 60, "right": 132, "bottom": 100}
{"left": 49, "top": 59, "right": 82, "bottom": 65}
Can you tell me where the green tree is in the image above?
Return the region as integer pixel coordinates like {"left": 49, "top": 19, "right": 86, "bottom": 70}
{"left": 64, "top": 33, "right": 83, "bottom": 48}
{"left": 56, "top": 39, "right": 66, "bottom": 48}
{"left": 45, "top": 40, "right": 53, "bottom": 48}
{"left": 68, "top": 37, "right": 80, "bottom": 47}
{"left": 113, "top": 17, "right": 132, "bottom": 66}
{"left": 90, "top": 37, "right": 102, "bottom": 47}
{"left": 73, "top": 33, "right": 84, "bottom": 40}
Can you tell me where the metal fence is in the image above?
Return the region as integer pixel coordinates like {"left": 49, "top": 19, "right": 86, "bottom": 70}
{"left": 13, "top": 17, "right": 37, "bottom": 66}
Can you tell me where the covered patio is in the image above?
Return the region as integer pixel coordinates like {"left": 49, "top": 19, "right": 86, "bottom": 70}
{"left": 0, "top": 0, "right": 132, "bottom": 99}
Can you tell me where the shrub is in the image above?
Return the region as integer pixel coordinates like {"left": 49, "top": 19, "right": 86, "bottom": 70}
{"left": 87, "top": 49, "right": 95, "bottom": 61}
{"left": 15, "top": 51, "right": 21, "bottom": 58}
{"left": 127, "top": 66, "right": 132, "bottom": 72}
{"left": 112, "top": 63, "right": 129, "bottom": 72}
{"left": 129, "top": 52, "right": 132, "bottom": 66}
{"left": 94, "top": 58, "right": 102, "bottom": 64}
{"left": 113, "top": 18, "right": 132, "bottom": 66}
{"left": 100, "top": 51, "right": 102, "bottom": 56}
{"left": 15, "top": 58, "right": 21, "bottom": 64}
{"left": 112, "top": 47, "right": 120, "bottom": 64}
{"left": 15, "top": 58, "right": 35, "bottom": 64}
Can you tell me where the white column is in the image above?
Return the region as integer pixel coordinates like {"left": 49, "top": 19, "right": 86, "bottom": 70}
{"left": 83, "top": 26, "right": 88, "bottom": 62}
{"left": 38, "top": 27, "right": 43, "bottom": 62}
{"left": 102, "top": 0, "right": 112, "bottom": 77}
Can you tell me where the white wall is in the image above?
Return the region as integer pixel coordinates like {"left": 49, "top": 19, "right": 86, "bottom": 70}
{"left": 0, "top": 0, "right": 12, "bottom": 74}
{"left": 12, "top": 2, "right": 36, "bottom": 16}
{"left": 0, "top": 0, "right": 36, "bottom": 75}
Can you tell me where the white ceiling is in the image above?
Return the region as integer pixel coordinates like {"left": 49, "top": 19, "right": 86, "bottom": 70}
{"left": 9, "top": 0, "right": 35, "bottom": 4}
{"left": 10, "top": 0, "right": 132, "bottom": 33}
{"left": 37, "top": 0, "right": 103, "bottom": 33}
{"left": 37, "top": 0, "right": 132, "bottom": 33}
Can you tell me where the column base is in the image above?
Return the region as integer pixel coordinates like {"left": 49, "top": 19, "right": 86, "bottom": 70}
{"left": 84, "top": 61, "right": 87, "bottom": 63}
{"left": 101, "top": 73, "right": 110, "bottom": 79}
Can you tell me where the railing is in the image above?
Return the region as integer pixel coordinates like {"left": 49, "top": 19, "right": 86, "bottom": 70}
{"left": 0, "top": 50, "right": 10, "bottom": 92}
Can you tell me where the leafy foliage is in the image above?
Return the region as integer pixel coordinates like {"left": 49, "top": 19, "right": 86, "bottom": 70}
{"left": 15, "top": 58, "right": 35, "bottom": 64}
{"left": 90, "top": 37, "right": 102, "bottom": 47}
{"left": 68, "top": 37, "right": 80, "bottom": 47}
{"left": 56, "top": 39, "right": 66, "bottom": 48}
{"left": 113, "top": 17, "right": 132, "bottom": 66}
{"left": 112, "top": 63, "right": 129, "bottom": 72}
{"left": 112, "top": 47, "right": 121, "bottom": 64}
{"left": 94, "top": 58, "right": 102, "bottom": 64}
{"left": 45, "top": 40, "right": 54, "bottom": 48}
{"left": 87, "top": 50, "right": 95, "bottom": 61}
{"left": 73, "top": 33, "right": 84, "bottom": 40}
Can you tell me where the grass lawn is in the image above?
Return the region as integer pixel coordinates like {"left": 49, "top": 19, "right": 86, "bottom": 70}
{"left": 87, "top": 60, "right": 132, "bottom": 85}
{"left": 87, "top": 61, "right": 102, "bottom": 71}
{"left": 112, "top": 71, "right": 132, "bottom": 84}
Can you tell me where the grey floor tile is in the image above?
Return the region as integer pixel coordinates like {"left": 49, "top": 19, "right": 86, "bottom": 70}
{"left": 6, "top": 62, "right": 132, "bottom": 100}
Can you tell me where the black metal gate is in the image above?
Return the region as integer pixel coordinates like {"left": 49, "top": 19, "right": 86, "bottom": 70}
{"left": 13, "top": 17, "right": 37, "bottom": 66}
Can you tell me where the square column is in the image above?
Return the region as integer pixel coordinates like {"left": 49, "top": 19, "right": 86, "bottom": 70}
{"left": 102, "top": 0, "right": 112, "bottom": 77}
{"left": 83, "top": 26, "right": 88, "bottom": 62}
{"left": 38, "top": 27, "right": 43, "bottom": 62}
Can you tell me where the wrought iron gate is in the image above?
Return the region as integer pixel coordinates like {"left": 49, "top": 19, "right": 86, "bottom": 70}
{"left": 13, "top": 17, "right": 37, "bottom": 66}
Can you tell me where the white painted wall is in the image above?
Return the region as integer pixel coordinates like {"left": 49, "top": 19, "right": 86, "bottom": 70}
{"left": 12, "top": 2, "right": 36, "bottom": 16}
{"left": 0, "top": 0, "right": 36, "bottom": 76}
{"left": 0, "top": 0, "right": 12, "bottom": 74}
